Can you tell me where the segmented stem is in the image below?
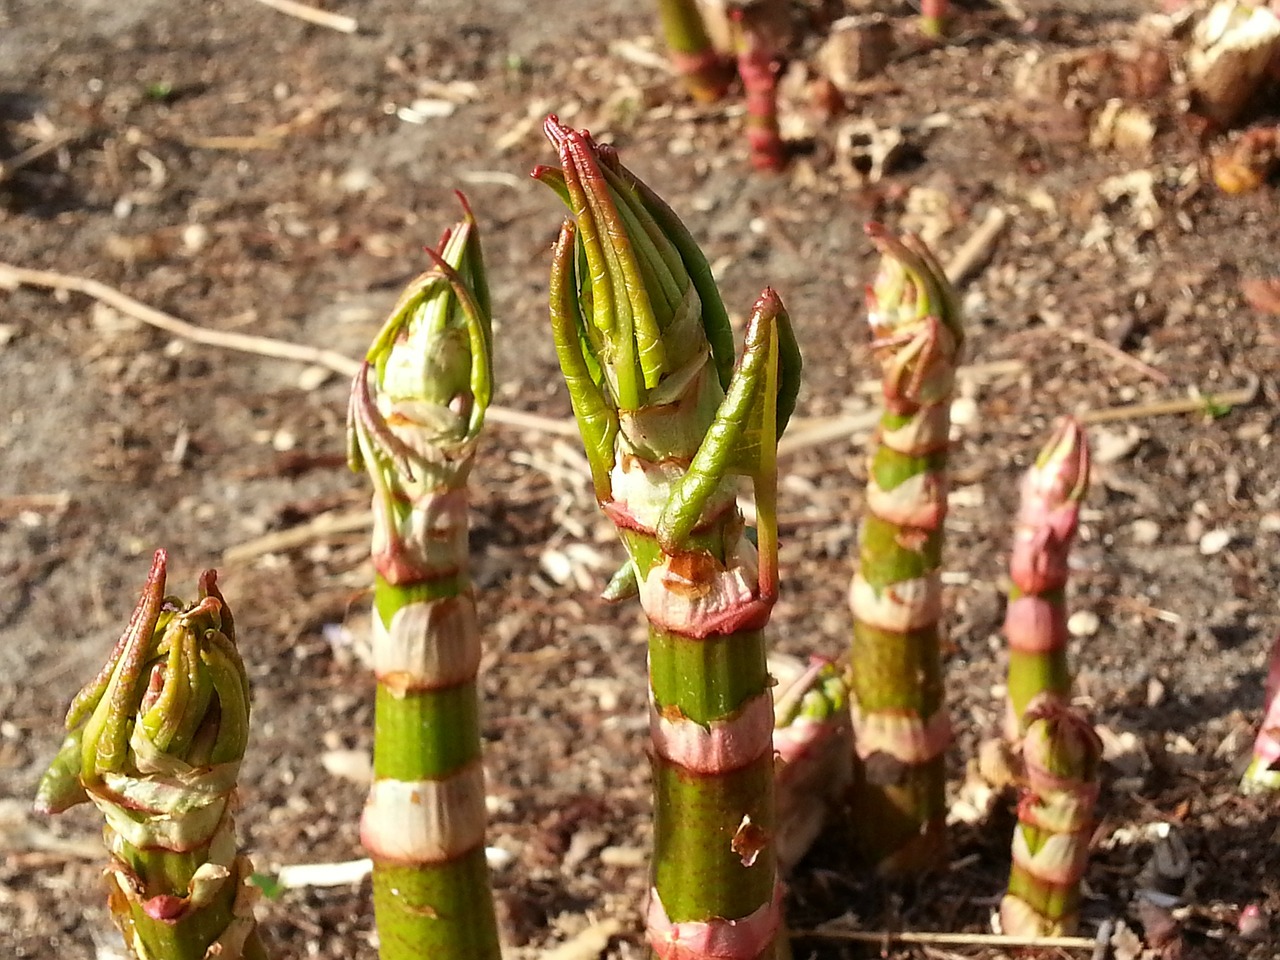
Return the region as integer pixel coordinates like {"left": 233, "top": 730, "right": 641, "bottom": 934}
{"left": 1004, "top": 417, "right": 1090, "bottom": 741}
{"left": 540, "top": 119, "right": 801, "bottom": 959}
{"left": 348, "top": 199, "right": 500, "bottom": 960}
{"left": 920, "top": 0, "right": 949, "bottom": 39}
{"left": 848, "top": 224, "right": 962, "bottom": 877}
{"left": 733, "top": 4, "right": 786, "bottom": 172}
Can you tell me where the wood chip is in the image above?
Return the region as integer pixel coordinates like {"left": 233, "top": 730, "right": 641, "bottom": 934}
{"left": 1241, "top": 276, "right": 1280, "bottom": 314}
{"left": 540, "top": 919, "right": 623, "bottom": 960}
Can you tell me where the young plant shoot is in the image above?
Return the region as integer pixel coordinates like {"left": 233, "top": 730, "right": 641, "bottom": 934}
{"left": 347, "top": 197, "right": 501, "bottom": 960}
{"left": 535, "top": 116, "right": 801, "bottom": 960}
{"left": 732, "top": 2, "right": 786, "bottom": 172}
{"left": 1001, "top": 697, "right": 1101, "bottom": 937}
{"left": 921, "top": 0, "right": 950, "bottom": 39}
{"left": 1005, "top": 417, "right": 1091, "bottom": 740}
{"left": 770, "top": 654, "right": 852, "bottom": 875}
{"left": 35, "top": 550, "right": 265, "bottom": 960}
{"left": 1241, "top": 634, "right": 1280, "bottom": 794}
{"left": 848, "top": 224, "right": 962, "bottom": 877}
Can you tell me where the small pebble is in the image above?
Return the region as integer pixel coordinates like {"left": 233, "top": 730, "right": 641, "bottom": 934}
{"left": 1147, "top": 676, "right": 1165, "bottom": 707}
{"left": 1068, "top": 609, "right": 1100, "bottom": 637}
{"left": 297, "top": 364, "right": 333, "bottom": 391}
{"left": 1129, "top": 518, "right": 1161, "bottom": 545}
{"left": 181, "top": 223, "right": 209, "bottom": 254}
{"left": 599, "top": 845, "right": 647, "bottom": 868}
{"left": 949, "top": 396, "right": 978, "bottom": 426}
{"left": 320, "top": 749, "right": 373, "bottom": 785}
{"left": 1199, "top": 528, "right": 1233, "bottom": 555}
{"left": 485, "top": 846, "right": 516, "bottom": 871}
{"left": 1239, "top": 903, "right": 1269, "bottom": 940}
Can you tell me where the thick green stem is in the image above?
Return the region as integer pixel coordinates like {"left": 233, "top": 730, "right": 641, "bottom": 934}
{"left": 651, "top": 625, "right": 776, "bottom": 924}
{"left": 847, "top": 225, "right": 962, "bottom": 878}
{"left": 539, "top": 118, "right": 801, "bottom": 960}
{"left": 348, "top": 199, "right": 500, "bottom": 960}
{"left": 36, "top": 552, "right": 264, "bottom": 960}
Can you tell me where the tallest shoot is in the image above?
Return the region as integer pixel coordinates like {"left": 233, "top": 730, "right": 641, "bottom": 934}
{"left": 535, "top": 117, "right": 801, "bottom": 959}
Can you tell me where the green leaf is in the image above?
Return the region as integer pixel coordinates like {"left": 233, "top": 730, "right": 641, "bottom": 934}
{"left": 249, "top": 872, "right": 286, "bottom": 901}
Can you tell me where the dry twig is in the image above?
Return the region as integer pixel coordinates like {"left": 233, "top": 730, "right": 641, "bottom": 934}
{"left": 1080, "top": 372, "right": 1259, "bottom": 424}
{"left": 945, "top": 206, "right": 1009, "bottom": 286}
{"left": 0, "top": 129, "right": 80, "bottom": 184}
{"left": 792, "top": 926, "right": 1099, "bottom": 951}
{"left": 0, "top": 492, "right": 72, "bottom": 520}
{"left": 222, "top": 509, "right": 372, "bottom": 565}
{"left": 176, "top": 93, "right": 345, "bottom": 151}
{"left": 1020, "top": 326, "right": 1170, "bottom": 384}
{"left": 251, "top": 0, "right": 357, "bottom": 33}
{"left": 0, "top": 261, "right": 579, "bottom": 438}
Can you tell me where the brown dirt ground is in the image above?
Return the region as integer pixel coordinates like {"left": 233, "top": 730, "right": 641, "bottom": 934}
{"left": 2, "top": 0, "right": 1279, "bottom": 958}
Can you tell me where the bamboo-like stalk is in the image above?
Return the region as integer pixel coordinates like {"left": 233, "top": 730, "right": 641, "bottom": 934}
{"left": 655, "top": 0, "right": 735, "bottom": 102}
{"left": 35, "top": 550, "right": 267, "bottom": 960}
{"left": 1241, "top": 634, "right": 1280, "bottom": 794}
{"left": 1004, "top": 417, "right": 1090, "bottom": 741}
{"left": 847, "top": 224, "right": 963, "bottom": 877}
{"left": 1000, "top": 697, "right": 1101, "bottom": 937}
{"left": 732, "top": 3, "right": 786, "bottom": 172}
{"left": 535, "top": 115, "right": 801, "bottom": 960}
{"left": 920, "top": 0, "right": 950, "bottom": 39}
{"left": 347, "top": 196, "right": 501, "bottom": 960}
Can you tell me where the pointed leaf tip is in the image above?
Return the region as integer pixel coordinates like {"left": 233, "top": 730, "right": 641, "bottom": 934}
{"left": 1032, "top": 416, "right": 1090, "bottom": 505}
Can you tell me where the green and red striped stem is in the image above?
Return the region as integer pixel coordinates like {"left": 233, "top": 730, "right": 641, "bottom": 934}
{"left": 36, "top": 551, "right": 266, "bottom": 960}
{"left": 1241, "top": 634, "right": 1280, "bottom": 794}
{"left": 732, "top": 3, "right": 786, "bottom": 172}
{"left": 1004, "top": 417, "right": 1090, "bottom": 741}
{"left": 920, "top": 0, "right": 949, "bottom": 39}
{"left": 770, "top": 654, "right": 852, "bottom": 874}
{"left": 347, "top": 197, "right": 500, "bottom": 960}
{"left": 656, "top": 0, "right": 735, "bottom": 102}
{"left": 537, "top": 116, "right": 801, "bottom": 960}
{"left": 848, "top": 224, "right": 962, "bottom": 877}
{"left": 1001, "top": 697, "right": 1101, "bottom": 937}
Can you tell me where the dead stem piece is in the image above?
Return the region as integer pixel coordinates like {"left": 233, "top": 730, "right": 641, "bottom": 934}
{"left": 221, "top": 509, "right": 373, "bottom": 565}
{"left": 0, "top": 492, "right": 72, "bottom": 519}
{"left": 944, "top": 206, "right": 1009, "bottom": 286}
{"left": 251, "top": 0, "right": 357, "bottom": 33}
{"left": 177, "top": 93, "right": 345, "bottom": 152}
{"left": 1022, "top": 326, "right": 1170, "bottom": 384}
{"left": 0, "top": 261, "right": 579, "bottom": 438}
{"left": 792, "top": 927, "right": 1099, "bottom": 950}
{"left": 1080, "top": 372, "right": 1258, "bottom": 424}
{"left": 779, "top": 360, "right": 1026, "bottom": 456}
{"left": 0, "top": 129, "right": 81, "bottom": 183}
{"left": 776, "top": 410, "right": 881, "bottom": 457}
